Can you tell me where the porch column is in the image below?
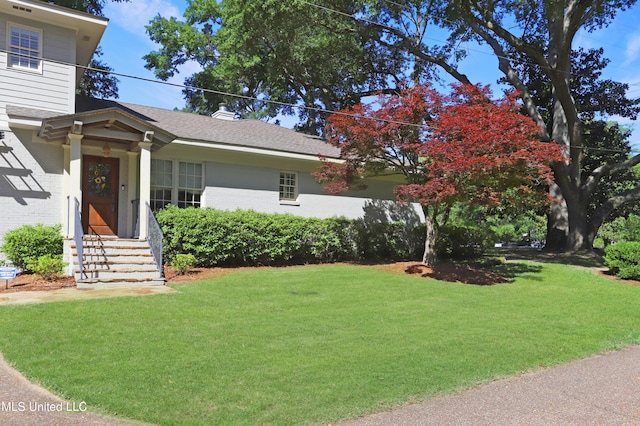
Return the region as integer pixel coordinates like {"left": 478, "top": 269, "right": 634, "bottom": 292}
{"left": 68, "top": 125, "right": 83, "bottom": 237}
{"left": 138, "top": 135, "right": 153, "bottom": 240}
{"left": 127, "top": 151, "right": 139, "bottom": 238}
{"left": 61, "top": 144, "right": 71, "bottom": 237}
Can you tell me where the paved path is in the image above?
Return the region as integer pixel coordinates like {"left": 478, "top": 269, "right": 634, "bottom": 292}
{"left": 338, "top": 345, "right": 640, "bottom": 426}
{"left": 0, "top": 286, "right": 175, "bottom": 306}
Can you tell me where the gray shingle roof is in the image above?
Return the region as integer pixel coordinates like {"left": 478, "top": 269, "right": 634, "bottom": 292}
{"left": 76, "top": 97, "right": 341, "bottom": 158}
{"left": 7, "top": 98, "right": 341, "bottom": 158}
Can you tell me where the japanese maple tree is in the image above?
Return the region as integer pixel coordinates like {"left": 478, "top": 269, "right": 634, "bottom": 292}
{"left": 315, "top": 84, "right": 564, "bottom": 265}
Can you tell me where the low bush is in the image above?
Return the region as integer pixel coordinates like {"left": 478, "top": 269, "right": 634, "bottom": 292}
{"left": 436, "top": 223, "right": 496, "bottom": 260}
{"left": 155, "top": 206, "right": 424, "bottom": 267}
{"left": 1, "top": 224, "right": 63, "bottom": 271}
{"left": 171, "top": 254, "right": 197, "bottom": 275}
{"left": 604, "top": 242, "right": 640, "bottom": 280}
{"left": 26, "top": 254, "right": 67, "bottom": 281}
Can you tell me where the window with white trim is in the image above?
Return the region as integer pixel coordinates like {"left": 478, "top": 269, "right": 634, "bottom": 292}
{"left": 150, "top": 159, "right": 203, "bottom": 210}
{"left": 8, "top": 24, "right": 42, "bottom": 72}
{"left": 178, "top": 162, "right": 202, "bottom": 208}
{"left": 279, "top": 171, "right": 298, "bottom": 202}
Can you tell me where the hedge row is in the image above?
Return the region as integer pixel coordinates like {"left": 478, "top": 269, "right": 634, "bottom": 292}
{"left": 155, "top": 206, "right": 426, "bottom": 266}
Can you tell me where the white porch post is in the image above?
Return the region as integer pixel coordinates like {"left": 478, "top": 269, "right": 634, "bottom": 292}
{"left": 138, "top": 133, "right": 153, "bottom": 240}
{"left": 127, "top": 151, "right": 139, "bottom": 238}
{"left": 68, "top": 125, "right": 83, "bottom": 236}
{"left": 61, "top": 144, "right": 71, "bottom": 237}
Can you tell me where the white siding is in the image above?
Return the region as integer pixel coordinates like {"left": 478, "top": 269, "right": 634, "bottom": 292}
{"left": 0, "top": 130, "right": 65, "bottom": 257}
{"left": 0, "top": 13, "right": 76, "bottom": 126}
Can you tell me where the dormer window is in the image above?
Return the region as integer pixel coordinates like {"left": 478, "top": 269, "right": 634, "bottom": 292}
{"left": 8, "top": 23, "right": 42, "bottom": 72}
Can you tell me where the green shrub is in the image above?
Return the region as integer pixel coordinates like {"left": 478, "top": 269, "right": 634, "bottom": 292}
{"left": 171, "top": 253, "right": 197, "bottom": 275}
{"left": 1, "top": 224, "right": 63, "bottom": 271}
{"left": 597, "top": 214, "right": 640, "bottom": 247}
{"left": 155, "top": 206, "right": 424, "bottom": 267}
{"left": 604, "top": 242, "right": 640, "bottom": 280}
{"left": 26, "top": 254, "right": 67, "bottom": 281}
{"left": 436, "top": 223, "right": 496, "bottom": 260}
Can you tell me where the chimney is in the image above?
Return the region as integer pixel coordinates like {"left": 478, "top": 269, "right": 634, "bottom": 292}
{"left": 211, "top": 103, "right": 235, "bottom": 120}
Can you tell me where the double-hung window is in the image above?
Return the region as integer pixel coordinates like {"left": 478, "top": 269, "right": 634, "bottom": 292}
{"left": 8, "top": 24, "right": 42, "bottom": 72}
{"left": 178, "top": 162, "right": 203, "bottom": 208}
{"left": 150, "top": 159, "right": 203, "bottom": 210}
{"left": 279, "top": 171, "right": 298, "bottom": 203}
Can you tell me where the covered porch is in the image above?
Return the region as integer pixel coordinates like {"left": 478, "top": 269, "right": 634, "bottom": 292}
{"left": 38, "top": 107, "right": 174, "bottom": 281}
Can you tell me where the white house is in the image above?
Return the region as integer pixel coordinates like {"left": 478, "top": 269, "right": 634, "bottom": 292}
{"left": 0, "top": 0, "right": 422, "bottom": 285}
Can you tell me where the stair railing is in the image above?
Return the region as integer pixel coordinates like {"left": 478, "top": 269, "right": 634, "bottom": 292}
{"left": 146, "top": 202, "right": 163, "bottom": 277}
{"left": 74, "top": 197, "right": 85, "bottom": 279}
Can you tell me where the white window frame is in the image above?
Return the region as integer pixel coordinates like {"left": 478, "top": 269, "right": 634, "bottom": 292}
{"left": 279, "top": 171, "right": 299, "bottom": 205}
{"left": 150, "top": 159, "right": 173, "bottom": 210}
{"left": 177, "top": 161, "right": 204, "bottom": 208}
{"left": 150, "top": 159, "right": 204, "bottom": 209}
{"left": 7, "top": 23, "right": 42, "bottom": 73}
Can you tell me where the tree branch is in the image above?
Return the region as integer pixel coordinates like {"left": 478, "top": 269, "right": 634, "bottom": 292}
{"left": 590, "top": 185, "right": 640, "bottom": 231}
{"left": 583, "top": 152, "right": 640, "bottom": 194}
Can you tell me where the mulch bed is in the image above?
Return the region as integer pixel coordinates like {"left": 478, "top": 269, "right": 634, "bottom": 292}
{"left": 0, "top": 274, "right": 76, "bottom": 293}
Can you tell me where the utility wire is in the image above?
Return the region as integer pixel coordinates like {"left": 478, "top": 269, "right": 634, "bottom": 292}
{"left": 2, "top": 48, "right": 638, "bottom": 155}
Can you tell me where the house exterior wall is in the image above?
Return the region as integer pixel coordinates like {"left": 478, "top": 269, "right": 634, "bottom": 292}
{"left": 154, "top": 142, "right": 424, "bottom": 223}
{"left": 0, "top": 11, "right": 76, "bottom": 128}
{"left": 0, "top": 129, "right": 65, "bottom": 257}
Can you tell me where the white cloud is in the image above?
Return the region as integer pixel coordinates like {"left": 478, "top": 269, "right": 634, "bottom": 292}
{"left": 625, "top": 34, "right": 640, "bottom": 64}
{"left": 573, "top": 31, "right": 596, "bottom": 51}
{"left": 104, "top": 0, "right": 181, "bottom": 41}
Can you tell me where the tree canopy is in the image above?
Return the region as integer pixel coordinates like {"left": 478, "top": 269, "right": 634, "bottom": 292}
{"left": 145, "top": 0, "right": 640, "bottom": 252}
{"left": 315, "top": 84, "right": 564, "bottom": 264}
{"left": 51, "top": 0, "right": 125, "bottom": 99}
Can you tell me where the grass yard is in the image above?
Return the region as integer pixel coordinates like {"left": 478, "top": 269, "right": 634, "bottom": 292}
{"left": 0, "top": 262, "right": 639, "bottom": 425}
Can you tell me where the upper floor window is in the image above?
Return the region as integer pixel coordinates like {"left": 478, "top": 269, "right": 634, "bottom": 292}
{"left": 279, "top": 171, "right": 298, "bottom": 202}
{"left": 8, "top": 24, "right": 42, "bottom": 72}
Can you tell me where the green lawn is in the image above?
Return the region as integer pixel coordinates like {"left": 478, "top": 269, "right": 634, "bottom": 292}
{"left": 1, "top": 262, "right": 639, "bottom": 425}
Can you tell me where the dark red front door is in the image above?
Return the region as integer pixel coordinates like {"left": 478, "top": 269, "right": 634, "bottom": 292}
{"left": 82, "top": 155, "right": 119, "bottom": 235}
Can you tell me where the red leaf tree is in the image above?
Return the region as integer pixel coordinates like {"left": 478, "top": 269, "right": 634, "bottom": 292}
{"left": 314, "top": 83, "right": 565, "bottom": 265}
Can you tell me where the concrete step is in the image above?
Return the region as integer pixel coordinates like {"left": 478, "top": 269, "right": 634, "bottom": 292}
{"left": 79, "top": 269, "right": 162, "bottom": 280}
{"left": 72, "top": 236, "right": 163, "bottom": 287}
{"left": 76, "top": 277, "right": 166, "bottom": 289}
{"left": 82, "top": 259, "right": 157, "bottom": 268}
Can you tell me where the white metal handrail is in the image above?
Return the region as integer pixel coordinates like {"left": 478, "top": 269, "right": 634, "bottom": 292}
{"left": 74, "top": 197, "right": 84, "bottom": 278}
{"left": 146, "top": 202, "right": 163, "bottom": 277}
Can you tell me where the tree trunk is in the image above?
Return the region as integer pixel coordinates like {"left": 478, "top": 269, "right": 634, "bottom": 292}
{"left": 545, "top": 183, "right": 568, "bottom": 251}
{"left": 422, "top": 214, "right": 438, "bottom": 267}
{"left": 546, "top": 182, "right": 594, "bottom": 252}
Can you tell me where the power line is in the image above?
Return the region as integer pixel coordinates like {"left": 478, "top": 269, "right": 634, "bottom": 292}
{"left": 2, "top": 47, "right": 638, "bottom": 155}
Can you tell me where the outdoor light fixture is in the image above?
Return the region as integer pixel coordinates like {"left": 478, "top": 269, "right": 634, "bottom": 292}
{"left": 102, "top": 142, "right": 111, "bottom": 157}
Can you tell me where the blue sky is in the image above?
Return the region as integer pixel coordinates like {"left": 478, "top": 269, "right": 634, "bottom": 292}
{"left": 100, "top": 0, "right": 640, "bottom": 145}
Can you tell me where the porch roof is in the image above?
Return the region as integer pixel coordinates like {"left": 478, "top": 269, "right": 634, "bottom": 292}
{"left": 7, "top": 104, "right": 174, "bottom": 152}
